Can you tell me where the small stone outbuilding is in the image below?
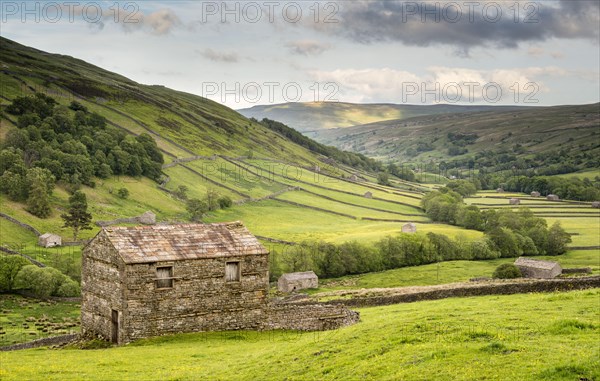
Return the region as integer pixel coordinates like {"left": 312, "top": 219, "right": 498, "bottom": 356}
{"left": 592, "top": 201, "right": 600, "bottom": 209}
{"left": 547, "top": 194, "right": 560, "bottom": 201}
{"left": 137, "top": 211, "right": 156, "bottom": 225}
{"left": 531, "top": 191, "right": 541, "bottom": 197}
{"left": 364, "top": 191, "right": 373, "bottom": 199}
{"left": 81, "top": 222, "right": 358, "bottom": 344}
{"left": 349, "top": 174, "right": 358, "bottom": 181}
{"left": 38, "top": 233, "right": 61, "bottom": 248}
{"left": 509, "top": 198, "right": 520, "bottom": 205}
{"left": 278, "top": 271, "right": 318, "bottom": 293}
{"left": 514, "top": 257, "right": 562, "bottom": 279}
{"left": 401, "top": 223, "right": 417, "bottom": 233}
{"left": 496, "top": 188, "right": 504, "bottom": 193}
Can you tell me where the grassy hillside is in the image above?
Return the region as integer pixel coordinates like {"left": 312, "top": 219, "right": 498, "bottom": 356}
{"left": 1, "top": 289, "right": 598, "bottom": 380}
{"left": 238, "top": 101, "right": 524, "bottom": 133}
{"left": 316, "top": 104, "right": 600, "bottom": 165}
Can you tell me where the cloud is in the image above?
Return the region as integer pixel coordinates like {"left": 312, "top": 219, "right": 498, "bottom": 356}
{"left": 308, "top": 66, "right": 584, "bottom": 104}
{"left": 197, "top": 48, "right": 240, "bottom": 63}
{"left": 286, "top": 40, "right": 331, "bottom": 56}
{"left": 528, "top": 46, "right": 565, "bottom": 59}
{"left": 60, "top": 5, "right": 182, "bottom": 35}
{"left": 309, "top": 0, "right": 599, "bottom": 54}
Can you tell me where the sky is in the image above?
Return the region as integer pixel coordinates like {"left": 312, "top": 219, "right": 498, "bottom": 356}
{"left": 1, "top": 0, "right": 599, "bottom": 109}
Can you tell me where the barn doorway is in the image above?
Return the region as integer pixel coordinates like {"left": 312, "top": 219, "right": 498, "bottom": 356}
{"left": 111, "top": 309, "right": 119, "bottom": 343}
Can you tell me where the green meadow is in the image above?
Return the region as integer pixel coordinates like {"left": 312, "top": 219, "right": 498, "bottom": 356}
{"left": 1, "top": 290, "right": 598, "bottom": 381}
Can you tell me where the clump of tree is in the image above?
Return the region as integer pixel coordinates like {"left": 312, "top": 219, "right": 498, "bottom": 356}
{"left": 14, "top": 265, "right": 80, "bottom": 297}
{"left": 186, "top": 190, "right": 233, "bottom": 221}
{"left": 1, "top": 95, "right": 164, "bottom": 215}
{"left": 256, "top": 118, "right": 382, "bottom": 172}
{"left": 422, "top": 185, "right": 572, "bottom": 256}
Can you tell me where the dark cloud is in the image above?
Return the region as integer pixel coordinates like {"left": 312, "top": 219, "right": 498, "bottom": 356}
{"left": 321, "top": 1, "right": 599, "bottom": 53}
{"left": 198, "top": 48, "right": 240, "bottom": 63}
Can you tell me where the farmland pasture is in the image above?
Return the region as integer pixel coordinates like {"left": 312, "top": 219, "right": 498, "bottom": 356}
{"left": 0, "top": 289, "right": 598, "bottom": 381}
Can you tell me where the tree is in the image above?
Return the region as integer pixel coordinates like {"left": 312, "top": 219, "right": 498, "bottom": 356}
{"left": 377, "top": 172, "right": 391, "bottom": 186}
{"left": 545, "top": 222, "right": 572, "bottom": 255}
{"left": 117, "top": 187, "right": 129, "bottom": 199}
{"left": 25, "top": 168, "right": 55, "bottom": 218}
{"left": 174, "top": 185, "right": 188, "bottom": 200}
{"left": 61, "top": 190, "right": 93, "bottom": 240}
{"left": 218, "top": 196, "right": 233, "bottom": 209}
{"left": 0, "top": 255, "right": 30, "bottom": 292}
{"left": 205, "top": 189, "right": 220, "bottom": 211}
{"left": 186, "top": 198, "right": 208, "bottom": 222}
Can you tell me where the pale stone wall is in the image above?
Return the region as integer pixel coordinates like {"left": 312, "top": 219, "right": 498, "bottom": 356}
{"left": 80, "top": 231, "right": 124, "bottom": 342}
{"left": 122, "top": 254, "right": 269, "bottom": 342}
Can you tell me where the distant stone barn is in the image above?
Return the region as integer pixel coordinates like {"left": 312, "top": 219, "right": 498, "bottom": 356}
{"left": 515, "top": 257, "right": 562, "bottom": 279}
{"left": 509, "top": 198, "right": 520, "bottom": 205}
{"left": 402, "top": 223, "right": 417, "bottom": 233}
{"left": 81, "top": 222, "right": 358, "bottom": 344}
{"left": 364, "top": 191, "right": 373, "bottom": 199}
{"left": 592, "top": 201, "right": 600, "bottom": 209}
{"left": 531, "top": 191, "right": 541, "bottom": 197}
{"left": 38, "top": 233, "right": 61, "bottom": 248}
{"left": 547, "top": 194, "right": 560, "bottom": 201}
{"left": 278, "top": 271, "right": 318, "bottom": 292}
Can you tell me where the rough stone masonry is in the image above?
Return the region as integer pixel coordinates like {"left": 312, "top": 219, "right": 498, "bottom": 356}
{"left": 81, "top": 222, "right": 359, "bottom": 344}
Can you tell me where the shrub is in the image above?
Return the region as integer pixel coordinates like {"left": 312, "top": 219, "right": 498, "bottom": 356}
{"left": 56, "top": 278, "right": 81, "bottom": 297}
{"left": 117, "top": 187, "right": 129, "bottom": 199}
{"left": 14, "top": 265, "right": 79, "bottom": 297}
{"left": 0, "top": 255, "right": 31, "bottom": 291}
{"left": 493, "top": 263, "right": 522, "bottom": 279}
{"left": 218, "top": 196, "right": 233, "bottom": 209}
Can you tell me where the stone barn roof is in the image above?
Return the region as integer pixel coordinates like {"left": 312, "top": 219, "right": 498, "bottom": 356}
{"left": 279, "top": 271, "right": 318, "bottom": 282}
{"left": 514, "top": 257, "right": 559, "bottom": 270}
{"left": 99, "top": 222, "right": 267, "bottom": 264}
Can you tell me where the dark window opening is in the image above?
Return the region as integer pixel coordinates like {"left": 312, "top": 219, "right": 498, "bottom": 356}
{"left": 156, "top": 266, "right": 174, "bottom": 289}
{"left": 225, "top": 262, "right": 240, "bottom": 282}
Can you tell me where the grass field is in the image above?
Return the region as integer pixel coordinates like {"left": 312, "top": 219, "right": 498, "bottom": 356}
{"left": 0, "top": 295, "right": 80, "bottom": 346}
{"left": 314, "top": 249, "right": 599, "bottom": 292}
{"left": 0, "top": 289, "right": 598, "bottom": 380}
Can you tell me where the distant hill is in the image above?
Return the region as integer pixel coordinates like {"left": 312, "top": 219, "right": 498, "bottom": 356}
{"left": 238, "top": 102, "right": 527, "bottom": 133}
{"left": 315, "top": 104, "right": 600, "bottom": 165}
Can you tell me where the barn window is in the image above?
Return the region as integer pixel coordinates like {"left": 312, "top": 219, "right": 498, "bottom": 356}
{"left": 156, "top": 266, "right": 173, "bottom": 289}
{"left": 225, "top": 262, "right": 240, "bottom": 282}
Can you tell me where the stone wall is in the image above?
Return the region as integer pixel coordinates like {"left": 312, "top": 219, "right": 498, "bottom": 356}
{"left": 80, "top": 231, "right": 124, "bottom": 342}
{"left": 264, "top": 302, "right": 359, "bottom": 331}
{"left": 0, "top": 334, "right": 79, "bottom": 352}
{"left": 0, "top": 212, "right": 41, "bottom": 236}
{"left": 324, "top": 276, "right": 600, "bottom": 308}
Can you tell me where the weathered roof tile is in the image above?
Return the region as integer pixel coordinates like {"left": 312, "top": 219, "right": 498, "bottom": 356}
{"left": 103, "top": 222, "right": 268, "bottom": 264}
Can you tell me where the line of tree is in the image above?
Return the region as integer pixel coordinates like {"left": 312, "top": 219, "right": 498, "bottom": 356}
{"left": 421, "top": 183, "right": 572, "bottom": 257}
{"left": 0, "top": 95, "right": 165, "bottom": 217}
{"left": 255, "top": 118, "right": 383, "bottom": 172}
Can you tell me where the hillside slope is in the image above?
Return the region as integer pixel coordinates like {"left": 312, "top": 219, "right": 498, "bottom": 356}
{"left": 238, "top": 102, "right": 527, "bottom": 133}
{"left": 0, "top": 37, "right": 321, "bottom": 164}
{"left": 316, "top": 104, "right": 600, "bottom": 164}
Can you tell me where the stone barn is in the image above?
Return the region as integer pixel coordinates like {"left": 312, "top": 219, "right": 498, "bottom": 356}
{"left": 547, "top": 194, "right": 560, "bottom": 201}
{"left": 81, "top": 222, "right": 358, "bottom": 344}
{"left": 278, "top": 271, "right": 318, "bottom": 293}
{"left": 349, "top": 174, "right": 358, "bottom": 181}
{"left": 531, "top": 191, "right": 541, "bottom": 197}
{"left": 514, "top": 257, "right": 562, "bottom": 279}
{"left": 401, "top": 223, "right": 417, "bottom": 233}
{"left": 364, "top": 191, "right": 373, "bottom": 199}
{"left": 509, "top": 198, "right": 520, "bottom": 205}
{"left": 496, "top": 188, "right": 504, "bottom": 193}
{"left": 38, "top": 233, "right": 61, "bottom": 248}
{"left": 592, "top": 201, "right": 600, "bottom": 209}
